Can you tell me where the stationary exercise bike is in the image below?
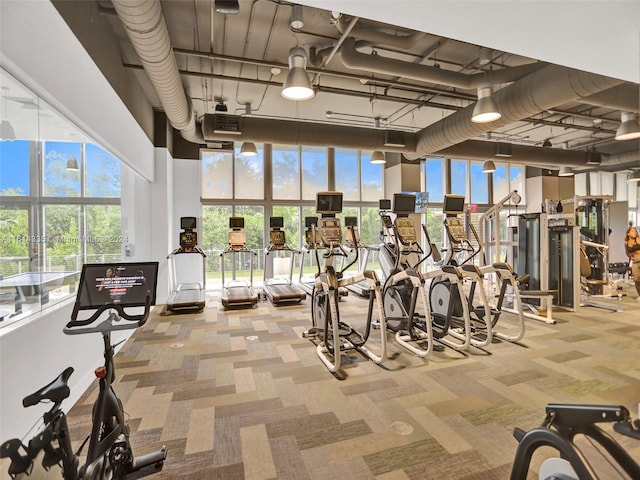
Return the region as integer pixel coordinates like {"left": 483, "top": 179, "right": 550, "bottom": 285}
{"left": 303, "top": 192, "right": 387, "bottom": 375}
{"left": 510, "top": 403, "right": 640, "bottom": 479}
{"left": 1, "top": 262, "right": 167, "bottom": 479}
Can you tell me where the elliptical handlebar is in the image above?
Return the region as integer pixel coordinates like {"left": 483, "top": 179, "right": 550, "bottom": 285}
{"left": 64, "top": 295, "right": 152, "bottom": 334}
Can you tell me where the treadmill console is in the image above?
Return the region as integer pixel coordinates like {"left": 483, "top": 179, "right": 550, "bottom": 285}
{"left": 304, "top": 216, "right": 320, "bottom": 246}
{"left": 445, "top": 217, "right": 466, "bottom": 244}
{"left": 270, "top": 230, "right": 286, "bottom": 247}
{"left": 395, "top": 218, "right": 417, "bottom": 244}
{"left": 318, "top": 217, "right": 342, "bottom": 246}
{"left": 228, "top": 231, "right": 247, "bottom": 251}
{"left": 179, "top": 216, "right": 198, "bottom": 251}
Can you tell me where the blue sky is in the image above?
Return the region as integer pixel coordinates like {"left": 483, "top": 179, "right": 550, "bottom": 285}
{"left": 0, "top": 140, "right": 30, "bottom": 194}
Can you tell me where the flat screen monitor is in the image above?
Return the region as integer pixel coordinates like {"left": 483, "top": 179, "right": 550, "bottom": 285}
{"left": 181, "top": 216, "right": 197, "bottom": 230}
{"left": 379, "top": 199, "right": 391, "bottom": 211}
{"left": 443, "top": 194, "right": 465, "bottom": 215}
{"left": 270, "top": 216, "right": 284, "bottom": 229}
{"left": 229, "top": 217, "right": 244, "bottom": 229}
{"left": 316, "top": 192, "right": 343, "bottom": 215}
{"left": 305, "top": 216, "right": 318, "bottom": 228}
{"left": 344, "top": 216, "right": 358, "bottom": 227}
{"left": 393, "top": 193, "right": 416, "bottom": 215}
{"left": 401, "top": 191, "right": 429, "bottom": 213}
{"left": 76, "top": 262, "right": 158, "bottom": 310}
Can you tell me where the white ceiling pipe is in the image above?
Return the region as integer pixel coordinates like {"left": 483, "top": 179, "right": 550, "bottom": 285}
{"left": 112, "top": 0, "right": 204, "bottom": 144}
{"left": 340, "top": 39, "right": 546, "bottom": 91}
{"left": 335, "top": 17, "right": 426, "bottom": 50}
{"left": 581, "top": 83, "right": 640, "bottom": 113}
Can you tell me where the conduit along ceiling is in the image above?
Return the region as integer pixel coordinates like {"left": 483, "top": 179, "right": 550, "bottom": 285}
{"left": 54, "top": 0, "right": 639, "bottom": 174}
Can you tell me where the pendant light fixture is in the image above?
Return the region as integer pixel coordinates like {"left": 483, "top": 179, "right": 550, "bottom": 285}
{"left": 558, "top": 166, "right": 574, "bottom": 176}
{"left": 66, "top": 156, "right": 79, "bottom": 171}
{"left": 281, "top": 47, "right": 314, "bottom": 101}
{"left": 370, "top": 151, "right": 386, "bottom": 164}
{"left": 482, "top": 160, "right": 496, "bottom": 173}
{"left": 471, "top": 86, "right": 501, "bottom": 123}
{"left": 240, "top": 141, "right": 257, "bottom": 157}
{"left": 615, "top": 112, "right": 640, "bottom": 141}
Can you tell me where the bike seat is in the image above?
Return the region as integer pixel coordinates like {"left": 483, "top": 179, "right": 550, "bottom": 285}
{"left": 22, "top": 367, "right": 73, "bottom": 407}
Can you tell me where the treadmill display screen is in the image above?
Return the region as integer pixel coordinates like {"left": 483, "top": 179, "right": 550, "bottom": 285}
{"left": 270, "top": 217, "right": 284, "bottom": 229}
{"left": 229, "top": 217, "right": 245, "bottom": 229}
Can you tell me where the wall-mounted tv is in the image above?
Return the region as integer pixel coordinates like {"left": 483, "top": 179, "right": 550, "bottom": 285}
{"left": 270, "top": 216, "right": 284, "bottom": 229}
{"left": 229, "top": 217, "right": 245, "bottom": 229}
{"left": 316, "top": 191, "right": 343, "bottom": 215}
{"left": 443, "top": 194, "right": 465, "bottom": 215}
{"left": 76, "top": 262, "right": 158, "bottom": 310}
{"left": 393, "top": 193, "right": 416, "bottom": 215}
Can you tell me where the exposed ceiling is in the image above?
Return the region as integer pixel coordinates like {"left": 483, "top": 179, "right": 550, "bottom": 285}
{"left": 54, "top": 0, "right": 640, "bottom": 172}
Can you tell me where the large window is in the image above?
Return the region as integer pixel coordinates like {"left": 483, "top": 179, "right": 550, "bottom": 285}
{"left": 450, "top": 159, "right": 467, "bottom": 197}
{"left": 0, "top": 67, "right": 125, "bottom": 325}
{"left": 425, "top": 158, "right": 444, "bottom": 203}
{"left": 272, "top": 145, "right": 300, "bottom": 199}
{"left": 335, "top": 148, "right": 359, "bottom": 200}
{"left": 301, "top": 146, "right": 327, "bottom": 200}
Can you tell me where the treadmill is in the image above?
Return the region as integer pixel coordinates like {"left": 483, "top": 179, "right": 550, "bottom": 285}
{"left": 220, "top": 217, "right": 259, "bottom": 309}
{"left": 263, "top": 217, "right": 306, "bottom": 305}
{"left": 342, "top": 216, "right": 378, "bottom": 297}
{"left": 164, "top": 216, "right": 207, "bottom": 313}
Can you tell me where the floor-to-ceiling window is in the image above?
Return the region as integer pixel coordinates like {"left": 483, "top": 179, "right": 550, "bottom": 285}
{"left": 0, "top": 67, "right": 127, "bottom": 325}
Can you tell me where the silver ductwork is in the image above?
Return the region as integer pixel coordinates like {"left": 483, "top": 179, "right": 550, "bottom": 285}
{"left": 582, "top": 84, "right": 640, "bottom": 113}
{"left": 335, "top": 18, "right": 426, "bottom": 50}
{"left": 435, "top": 140, "right": 605, "bottom": 168}
{"left": 203, "top": 114, "right": 416, "bottom": 151}
{"left": 340, "top": 39, "right": 545, "bottom": 91}
{"left": 405, "top": 65, "right": 624, "bottom": 160}
{"left": 112, "top": 0, "right": 204, "bottom": 144}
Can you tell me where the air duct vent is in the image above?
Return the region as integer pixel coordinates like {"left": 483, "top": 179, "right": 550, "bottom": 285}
{"left": 384, "top": 130, "right": 407, "bottom": 147}
{"left": 204, "top": 114, "right": 242, "bottom": 136}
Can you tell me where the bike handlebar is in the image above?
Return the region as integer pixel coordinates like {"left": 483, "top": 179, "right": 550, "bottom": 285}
{"left": 64, "top": 296, "right": 152, "bottom": 335}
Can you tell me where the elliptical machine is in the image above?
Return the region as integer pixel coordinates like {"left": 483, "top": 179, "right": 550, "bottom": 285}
{"left": 303, "top": 192, "right": 387, "bottom": 375}
{"left": 378, "top": 193, "right": 437, "bottom": 358}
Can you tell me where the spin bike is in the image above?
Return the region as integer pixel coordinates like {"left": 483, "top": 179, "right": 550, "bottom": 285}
{"left": 510, "top": 403, "right": 640, "bottom": 479}
{"left": 303, "top": 192, "right": 387, "bottom": 374}
{"left": 0, "top": 298, "right": 167, "bottom": 479}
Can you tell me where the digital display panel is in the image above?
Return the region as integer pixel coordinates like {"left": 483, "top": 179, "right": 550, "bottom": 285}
{"left": 316, "top": 192, "right": 343, "bottom": 214}
{"left": 76, "top": 262, "right": 158, "bottom": 310}
{"left": 443, "top": 194, "right": 465, "bottom": 215}
{"left": 379, "top": 199, "right": 391, "bottom": 210}
{"left": 393, "top": 193, "right": 416, "bottom": 215}
{"left": 304, "top": 216, "right": 318, "bottom": 228}
{"left": 181, "top": 216, "right": 196, "bottom": 230}
{"left": 229, "top": 217, "right": 245, "bottom": 229}
{"left": 270, "top": 216, "right": 284, "bottom": 229}
{"left": 344, "top": 216, "right": 358, "bottom": 227}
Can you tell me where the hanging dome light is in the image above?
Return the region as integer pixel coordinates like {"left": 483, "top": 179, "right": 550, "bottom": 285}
{"left": 281, "top": 47, "right": 314, "bottom": 101}
{"left": 370, "top": 151, "right": 386, "bottom": 164}
{"left": 471, "top": 86, "right": 501, "bottom": 123}
{"left": 240, "top": 141, "right": 257, "bottom": 156}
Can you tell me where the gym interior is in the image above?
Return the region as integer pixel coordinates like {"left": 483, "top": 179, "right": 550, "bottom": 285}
{"left": 1, "top": 2, "right": 640, "bottom": 479}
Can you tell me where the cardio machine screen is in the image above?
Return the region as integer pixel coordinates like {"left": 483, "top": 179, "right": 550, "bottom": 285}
{"left": 393, "top": 193, "right": 416, "bottom": 215}
{"left": 181, "top": 216, "right": 197, "bottom": 230}
{"left": 443, "top": 194, "right": 465, "bottom": 215}
{"left": 76, "top": 262, "right": 159, "bottom": 310}
{"left": 270, "top": 216, "right": 284, "bottom": 229}
{"left": 379, "top": 199, "right": 391, "bottom": 211}
{"left": 316, "top": 192, "right": 343, "bottom": 215}
{"left": 229, "top": 217, "right": 245, "bottom": 229}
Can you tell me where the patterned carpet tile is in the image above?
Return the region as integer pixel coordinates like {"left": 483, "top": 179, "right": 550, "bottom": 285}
{"left": 54, "top": 290, "right": 640, "bottom": 480}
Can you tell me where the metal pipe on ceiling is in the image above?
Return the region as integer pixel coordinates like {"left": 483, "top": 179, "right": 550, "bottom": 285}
{"left": 111, "top": 0, "right": 204, "bottom": 144}
{"left": 340, "top": 39, "right": 546, "bottom": 91}
{"left": 405, "top": 65, "right": 625, "bottom": 160}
